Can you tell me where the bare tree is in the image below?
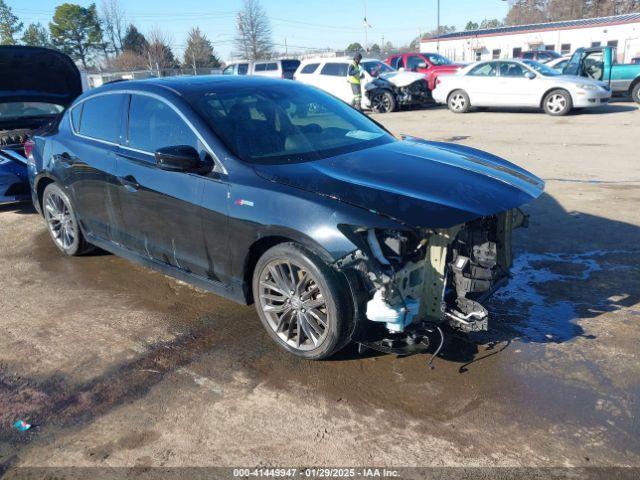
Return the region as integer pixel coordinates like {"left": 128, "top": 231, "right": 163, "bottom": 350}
{"left": 112, "top": 50, "right": 147, "bottom": 70}
{"left": 146, "top": 28, "right": 177, "bottom": 73}
{"left": 506, "top": 0, "right": 640, "bottom": 25}
{"left": 234, "top": 0, "right": 273, "bottom": 60}
{"left": 101, "top": 0, "right": 126, "bottom": 54}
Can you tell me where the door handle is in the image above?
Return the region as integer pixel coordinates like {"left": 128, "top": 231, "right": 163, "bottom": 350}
{"left": 119, "top": 175, "right": 140, "bottom": 192}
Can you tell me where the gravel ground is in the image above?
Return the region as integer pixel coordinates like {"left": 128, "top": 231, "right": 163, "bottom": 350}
{"left": 1, "top": 100, "right": 639, "bottom": 478}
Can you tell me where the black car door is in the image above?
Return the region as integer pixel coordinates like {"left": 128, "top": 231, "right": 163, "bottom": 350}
{"left": 115, "top": 93, "right": 228, "bottom": 280}
{"left": 62, "top": 93, "right": 127, "bottom": 241}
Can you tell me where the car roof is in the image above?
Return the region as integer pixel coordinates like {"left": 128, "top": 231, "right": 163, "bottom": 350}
{"left": 80, "top": 75, "right": 292, "bottom": 99}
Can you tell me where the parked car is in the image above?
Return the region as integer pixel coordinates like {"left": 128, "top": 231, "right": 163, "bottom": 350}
{"left": 564, "top": 46, "right": 640, "bottom": 103}
{"left": 385, "top": 52, "right": 462, "bottom": 91}
{"left": 221, "top": 61, "right": 250, "bottom": 76}
{"left": 515, "top": 50, "right": 562, "bottom": 63}
{"left": 546, "top": 56, "right": 570, "bottom": 73}
{"left": 28, "top": 76, "right": 543, "bottom": 359}
{"left": 222, "top": 59, "right": 301, "bottom": 79}
{"left": 294, "top": 57, "right": 428, "bottom": 112}
{"left": 631, "top": 57, "right": 640, "bottom": 65}
{"left": 0, "top": 46, "right": 81, "bottom": 204}
{"left": 433, "top": 59, "right": 611, "bottom": 116}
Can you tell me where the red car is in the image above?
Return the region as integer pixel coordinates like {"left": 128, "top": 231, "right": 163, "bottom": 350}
{"left": 385, "top": 52, "right": 461, "bottom": 91}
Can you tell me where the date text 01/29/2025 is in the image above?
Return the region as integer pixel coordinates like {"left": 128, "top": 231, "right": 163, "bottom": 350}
{"left": 232, "top": 468, "right": 400, "bottom": 477}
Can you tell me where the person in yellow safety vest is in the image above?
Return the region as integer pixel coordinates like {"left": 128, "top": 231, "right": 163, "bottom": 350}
{"left": 347, "top": 53, "right": 364, "bottom": 111}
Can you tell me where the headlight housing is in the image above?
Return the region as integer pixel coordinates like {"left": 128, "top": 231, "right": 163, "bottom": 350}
{"left": 578, "top": 84, "right": 599, "bottom": 91}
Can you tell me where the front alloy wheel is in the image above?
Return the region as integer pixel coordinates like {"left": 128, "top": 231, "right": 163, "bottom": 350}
{"left": 252, "top": 243, "right": 354, "bottom": 360}
{"left": 370, "top": 91, "right": 397, "bottom": 113}
{"left": 259, "top": 259, "right": 328, "bottom": 351}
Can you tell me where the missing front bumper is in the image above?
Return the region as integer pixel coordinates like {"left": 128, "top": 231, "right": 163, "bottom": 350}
{"left": 347, "top": 208, "right": 528, "bottom": 340}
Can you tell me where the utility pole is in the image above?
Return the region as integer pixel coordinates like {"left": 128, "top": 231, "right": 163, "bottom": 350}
{"left": 192, "top": 51, "right": 197, "bottom": 75}
{"left": 364, "top": 0, "right": 368, "bottom": 51}
{"left": 437, "top": 0, "right": 440, "bottom": 53}
{"left": 285, "top": 37, "right": 288, "bottom": 55}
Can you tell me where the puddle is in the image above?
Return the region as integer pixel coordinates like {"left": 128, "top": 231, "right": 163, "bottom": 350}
{"left": 490, "top": 250, "right": 639, "bottom": 342}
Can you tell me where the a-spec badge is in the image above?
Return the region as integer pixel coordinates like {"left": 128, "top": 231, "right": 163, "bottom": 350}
{"left": 234, "top": 199, "right": 255, "bottom": 207}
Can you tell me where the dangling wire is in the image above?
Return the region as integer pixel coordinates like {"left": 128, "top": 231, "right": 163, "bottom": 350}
{"left": 427, "top": 326, "right": 444, "bottom": 370}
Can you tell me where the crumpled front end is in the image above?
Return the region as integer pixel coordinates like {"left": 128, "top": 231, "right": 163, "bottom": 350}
{"left": 336, "top": 208, "right": 529, "bottom": 353}
{"left": 395, "top": 79, "right": 431, "bottom": 106}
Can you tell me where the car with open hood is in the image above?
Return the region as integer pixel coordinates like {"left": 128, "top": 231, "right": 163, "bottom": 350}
{"left": 0, "top": 46, "right": 82, "bottom": 204}
{"left": 29, "top": 75, "right": 543, "bottom": 360}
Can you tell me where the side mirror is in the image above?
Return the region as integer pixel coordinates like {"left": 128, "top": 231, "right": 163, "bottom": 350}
{"left": 155, "top": 145, "right": 200, "bottom": 172}
{"left": 524, "top": 71, "right": 536, "bottom": 79}
{"left": 417, "top": 62, "right": 427, "bottom": 69}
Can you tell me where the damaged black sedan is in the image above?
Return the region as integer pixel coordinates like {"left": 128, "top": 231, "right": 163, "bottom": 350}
{"left": 29, "top": 76, "right": 543, "bottom": 359}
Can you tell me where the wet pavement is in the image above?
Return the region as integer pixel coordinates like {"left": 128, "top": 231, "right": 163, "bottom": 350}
{"left": 1, "top": 101, "right": 639, "bottom": 474}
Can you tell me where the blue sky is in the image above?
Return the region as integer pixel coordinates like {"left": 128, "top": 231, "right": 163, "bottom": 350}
{"left": 11, "top": 0, "right": 509, "bottom": 61}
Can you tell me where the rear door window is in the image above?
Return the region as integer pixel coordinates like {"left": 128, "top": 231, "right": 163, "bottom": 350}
{"left": 300, "top": 63, "right": 319, "bottom": 74}
{"left": 70, "top": 104, "right": 83, "bottom": 131}
{"left": 254, "top": 63, "right": 267, "bottom": 72}
{"left": 320, "top": 63, "right": 348, "bottom": 76}
{"left": 468, "top": 63, "right": 497, "bottom": 76}
{"left": 127, "top": 95, "right": 198, "bottom": 153}
{"left": 265, "top": 62, "right": 278, "bottom": 71}
{"left": 78, "top": 94, "right": 125, "bottom": 143}
{"left": 237, "top": 63, "right": 249, "bottom": 75}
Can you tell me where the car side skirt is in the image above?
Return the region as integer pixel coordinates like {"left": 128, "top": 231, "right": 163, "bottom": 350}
{"left": 85, "top": 233, "right": 249, "bottom": 305}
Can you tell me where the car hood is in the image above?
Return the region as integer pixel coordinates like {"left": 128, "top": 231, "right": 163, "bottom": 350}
{"left": 0, "top": 46, "right": 82, "bottom": 106}
{"left": 254, "top": 137, "right": 544, "bottom": 228}
{"left": 377, "top": 71, "right": 425, "bottom": 87}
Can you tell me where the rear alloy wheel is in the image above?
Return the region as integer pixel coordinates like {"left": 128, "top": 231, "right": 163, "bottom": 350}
{"left": 632, "top": 83, "right": 640, "bottom": 104}
{"left": 543, "top": 89, "right": 572, "bottom": 116}
{"left": 370, "top": 90, "right": 397, "bottom": 113}
{"left": 252, "top": 243, "right": 353, "bottom": 360}
{"left": 43, "top": 183, "right": 94, "bottom": 256}
{"left": 448, "top": 90, "right": 470, "bottom": 113}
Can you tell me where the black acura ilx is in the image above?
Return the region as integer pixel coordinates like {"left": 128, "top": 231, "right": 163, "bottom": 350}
{"left": 29, "top": 75, "right": 543, "bottom": 359}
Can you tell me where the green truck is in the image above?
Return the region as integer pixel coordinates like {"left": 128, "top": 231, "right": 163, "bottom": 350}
{"left": 564, "top": 46, "right": 640, "bottom": 104}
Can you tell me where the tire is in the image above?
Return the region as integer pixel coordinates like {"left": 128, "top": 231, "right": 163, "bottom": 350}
{"left": 632, "top": 82, "right": 640, "bottom": 104}
{"left": 543, "top": 89, "right": 572, "bottom": 116}
{"left": 42, "top": 183, "right": 94, "bottom": 256}
{"left": 370, "top": 90, "right": 397, "bottom": 113}
{"left": 252, "top": 242, "right": 354, "bottom": 360}
{"left": 447, "top": 89, "right": 471, "bottom": 113}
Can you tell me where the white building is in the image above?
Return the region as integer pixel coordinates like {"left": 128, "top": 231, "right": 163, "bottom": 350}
{"left": 421, "top": 13, "right": 640, "bottom": 63}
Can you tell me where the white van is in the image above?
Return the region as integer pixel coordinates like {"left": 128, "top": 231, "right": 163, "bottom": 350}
{"left": 222, "top": 59, "right": 301, "bottom": 79}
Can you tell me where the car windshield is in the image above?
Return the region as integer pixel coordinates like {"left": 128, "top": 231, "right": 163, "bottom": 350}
{"left": 0, "top": 102, "right": 64, "bottom": 120}
{"left": 522, "top": 60, "right": 561, "bottom": 76}
{"left": 187, "top": 82, "right": 394, "bottom": 164}
{"left": 361, "top": 61, "right": 395, "bottom": 76}
{"left": 425, "top": 54, "right": 452, "bottom": 65}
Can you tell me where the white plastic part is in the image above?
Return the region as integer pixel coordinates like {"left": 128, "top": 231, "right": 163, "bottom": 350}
{"left": 366, "top": 290, "right": 420, "bottom": 333}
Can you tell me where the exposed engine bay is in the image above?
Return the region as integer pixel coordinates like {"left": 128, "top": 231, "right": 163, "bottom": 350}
{"left": 335, "top": 209, "right": 529, "bottom": 355}
{"left": 396, "top": 80, "right": 430, "bottom": 106}
{"left": 0, "top": 128, "right": 31, "bottom": 155}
